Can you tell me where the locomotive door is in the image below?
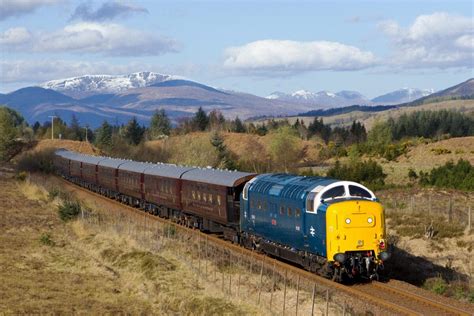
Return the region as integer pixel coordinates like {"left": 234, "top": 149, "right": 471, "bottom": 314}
{"left": 304, "top": 212, "right": 327, "bottom": 257}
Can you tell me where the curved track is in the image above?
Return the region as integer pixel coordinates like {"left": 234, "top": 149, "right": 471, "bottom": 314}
{"left": 57, "top": 176, "right": 473, "bottom": 315}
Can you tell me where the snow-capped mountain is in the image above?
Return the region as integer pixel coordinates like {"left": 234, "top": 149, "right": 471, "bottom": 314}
{"left": 371, "top": 88, "right": 435, "bottom": 105}
{"left": 40, "top": 71, "right": 181, "bottom": 98}
{"left": 266, "top": 90, "right": 370, "bottom": 108}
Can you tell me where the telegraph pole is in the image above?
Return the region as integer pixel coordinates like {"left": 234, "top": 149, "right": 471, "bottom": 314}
{"left": 85, "top": 126, "right": 88, "bottom": 142}
{"left": 48, "top": 115, "right": 57, "bottom": 139}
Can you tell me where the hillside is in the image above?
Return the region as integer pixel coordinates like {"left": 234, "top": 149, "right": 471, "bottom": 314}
{"left": 266, "top": 99, "right": 474, "bottom": 130}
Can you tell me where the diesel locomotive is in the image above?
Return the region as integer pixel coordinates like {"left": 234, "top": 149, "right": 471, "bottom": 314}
{"left": 54, "top": 149, "right": 389, "bottom": 281}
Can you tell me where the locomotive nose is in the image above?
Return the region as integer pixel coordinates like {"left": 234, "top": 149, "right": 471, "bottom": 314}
{"left": 326, "top": 200, "right": 386, "bottom": 263}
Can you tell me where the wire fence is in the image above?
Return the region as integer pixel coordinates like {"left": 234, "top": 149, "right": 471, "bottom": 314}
{"left": 78, "top": 203, "right": 374, "bottom": 316}
{"left": 378, "top": 192, "right": 473, "bottom": 232}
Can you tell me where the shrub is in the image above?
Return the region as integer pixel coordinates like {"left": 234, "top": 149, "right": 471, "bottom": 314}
{"left": 15, "top": 171, "right": 27, "bottom": 181}
{"left": 39, "top": 233, "right": 55, "bottom": 246}
{"left": 424, "top": 277, "right": 448, "bottom": 295}
{"left": 17, "top": 148, "right": 55, "bottom": 173}
{"left": 419, "top": 159, "right": 474, "bottom": 190}
{"left": 58, "top": 200, "right": 81, "bottom": 222}
{"left": 327, "top": 159, "right": 386, "bottom": 187}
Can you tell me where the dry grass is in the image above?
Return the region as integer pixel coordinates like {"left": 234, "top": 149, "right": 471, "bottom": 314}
{"left": 377, "top": 136, "right": 474, "bottom": 184}
{"left": 0, "top": 175, "right": 263, "bottom": 314}
{"left": 32, "top": 139, "right": 101, "bottom": 155}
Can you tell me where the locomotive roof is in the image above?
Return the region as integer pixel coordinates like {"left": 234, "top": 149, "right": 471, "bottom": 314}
{"left": 249, "top": 174, "right": 338, "bottom": 200}
{"left": 181, "top": 168, "right": 256, "bottom": 187}
{"left": 144, "top": 164, "right": 196, "bottom": 179}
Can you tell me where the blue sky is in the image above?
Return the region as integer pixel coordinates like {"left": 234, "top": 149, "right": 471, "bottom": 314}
{"left": 1, "top": 0, "right": 473, "bottom": 98}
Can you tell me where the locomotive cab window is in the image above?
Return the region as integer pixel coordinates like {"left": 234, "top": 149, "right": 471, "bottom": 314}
{"left": 321, "top": 186, "right": 345, "bottom": 201}
{"left": 306, "top": 192, "right": 316, "bottom": 212}
{"left": 349, "top": 185, "right": 371, "bottom": 198}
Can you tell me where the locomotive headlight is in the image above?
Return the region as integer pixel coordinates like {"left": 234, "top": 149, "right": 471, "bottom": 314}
{"left": 334, "top": 253, "right": 346, "bottom": 263}
{"left": 367, "top": 217, "right": 373, "bottom": 224}
{"left": 345, "top": 218, "right": 351, "bottom": 224}
{"left": 378, "top": 251, "right": 391, "bottom": 261}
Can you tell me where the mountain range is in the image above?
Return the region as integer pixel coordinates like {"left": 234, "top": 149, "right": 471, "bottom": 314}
{"left": 266, "top": 87, "right": 435, "bottom": 106}
{"left": 0, "top": 72, "right": 472, "bottom": 128}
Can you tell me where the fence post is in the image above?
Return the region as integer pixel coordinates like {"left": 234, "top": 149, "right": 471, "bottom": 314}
{"left": 468, "top": 205, "right": 472, "bottom": 232}
{"left": 257, "top": 259, "right": 264, "bottom": 304}
{"left": 325, "top": 289, "right": 329, "bottom": 316}
{"left": 269, "top": 263, "right": 275, "bottom": 310}
{"left": 282, "top": 270, "right": 287, "bottom": 316}
{"left": 448, "top": 198, "right": 453, "bottom": 223}
{"left": 311, "top": 283, "right": 316, "bottom": 316}
{"left": 429, "top": 194, "right": 432, "bottom": 215}
{"left": 295, "top": 275, "right": 300, "bottom": 316}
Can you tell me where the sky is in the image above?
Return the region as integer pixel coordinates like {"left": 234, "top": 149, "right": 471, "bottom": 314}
{"left": 1, "top": 0, "right": 473, "bottom": 98}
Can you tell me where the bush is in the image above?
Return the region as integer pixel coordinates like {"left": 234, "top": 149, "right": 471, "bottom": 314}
{"left": 58, "top": 200, "right": 81, "bottom": 222}
{"left": 419, "top": 159, "right": 474, "bottom": 190}
{"left": 17, "top": 148, "right": 55, "bottom": 173}
{"left": 15, "top": 171, "right": 27, "bottom": 181}
{"left": 39, "top": 233, "right": 55, "bottom": 246}
{"left": 327, "top": 159, "right": 386, "bottom": 187}
{"left": 424, "top": 277, "right": 448, "bottom": 295}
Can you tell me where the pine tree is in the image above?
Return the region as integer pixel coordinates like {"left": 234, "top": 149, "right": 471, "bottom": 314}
{"left": 233, "top": 116, "right": 246, "bottom": 133}
{"left": 193, "top": 107, "right": 209, "bottom": 131}
{"left": 149, "top": 109, "right": 171, "bottom": 139}
{"left": 123, "top": 117, "right": 144, "bottom": 145}
{"left": 95, "top": 120, "right": 112, "bottom": 148}
{"left": 0, "top": 107, "right": 18, "bottom": 161}
{"left": 210, "top": 131, "right": 236, "bottom": 169}
{"left": 69, "top": 114, "right": 82, "bottom": 140}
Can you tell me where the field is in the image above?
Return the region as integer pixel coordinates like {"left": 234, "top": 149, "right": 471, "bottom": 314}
{"left": 0, "top": 172, "right": 264, "bottom": 314}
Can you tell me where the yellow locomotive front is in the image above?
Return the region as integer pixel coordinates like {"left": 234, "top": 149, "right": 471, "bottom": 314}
{"left": 326, "top": 199, "right": 389, "bottom": 281}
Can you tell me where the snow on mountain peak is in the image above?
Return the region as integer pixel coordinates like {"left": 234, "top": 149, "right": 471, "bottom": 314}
{"left": 292, "top": 90, "right": 315, "bottom": 99}
{"left": 40, "top": 71, "right": 182, "bottom": 98}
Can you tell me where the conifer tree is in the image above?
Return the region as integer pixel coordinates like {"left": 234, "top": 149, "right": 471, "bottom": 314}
{"left": 95, "top": 120, "right": 113, "bottom": 148}
{"left": 149, "top": 109, "right": 171, "bottom": 138}
{"left": 193, "top": 107, "right": 209, "bottom": 131}
{"left": 123, "top": 117, "right": 144, "bottom": 145}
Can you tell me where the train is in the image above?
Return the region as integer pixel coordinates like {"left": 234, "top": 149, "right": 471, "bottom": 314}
{"left": 53, "top": 149, "right": 389, "bottom": 282}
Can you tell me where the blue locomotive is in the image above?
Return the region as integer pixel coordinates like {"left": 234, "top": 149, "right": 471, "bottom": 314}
{"left": 240, "top": 174, "right": 388, "bottom": 281}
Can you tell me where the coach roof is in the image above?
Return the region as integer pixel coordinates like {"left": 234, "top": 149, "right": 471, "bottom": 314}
{"left": 119, "top": 161, "right": 154, "bottom": 173}
{"left": 144, "top": 164, "right": 196, "bottom": 179}
{"left": 181, "top": 168, "right": 256, "bottom": 187}
{"left": 97, "top": 157, "right": 128, "bottom": 169}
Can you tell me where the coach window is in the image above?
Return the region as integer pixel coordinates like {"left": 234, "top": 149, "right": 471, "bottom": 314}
{"left": 197, "top": 191, "right": 201, "bottom": 201}
{"left": 209, "top": 193, "right": 213, "bottom": 204}
{"left": 192, "top": 190, "right": 196, "bottom": 199}
{"left": 257, "top": 200, "right": 262, "bottom": 210}
{"left": 295, "top": 208, "right": 301, "bottom": 218}
{"left": 280, "top": 206, "right": 284, "bottom": 215}
{"left": 287, "top": 207, "right": 292, "bottom": 217}
{"left": 203, "top": 192, "right": 207, "bottom": 202}
{"left": 263, "top": 201, "right": 267, "bottom": 211}
{"left": 217, "top": 195, "right": 221, "bottom": 206}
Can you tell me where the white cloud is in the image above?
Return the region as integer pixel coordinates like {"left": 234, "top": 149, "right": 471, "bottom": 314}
{"left": 1, "top": 22, "right": 179, "bottom": 56}
{"left": 378, "top": 12, "right": 474, "bottom": 69}
{"left": 0, "top": 27, "right": 32, "bottom": 45}
{"left": 0, "top": 59, "right": 148, "bottom": 84}
{"left": 223, "top": 40, "right": 376, "bottom": 75}
{"left": 70, "top": 1, "right": 148, "bottom": 22}
{"left": 0, "top": 0, "right": 61, "bottom": 21}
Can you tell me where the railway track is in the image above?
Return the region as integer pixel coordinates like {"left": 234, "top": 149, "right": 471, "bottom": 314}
{"left": 57, "top": 176, "right": 473, "bottom": 316}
